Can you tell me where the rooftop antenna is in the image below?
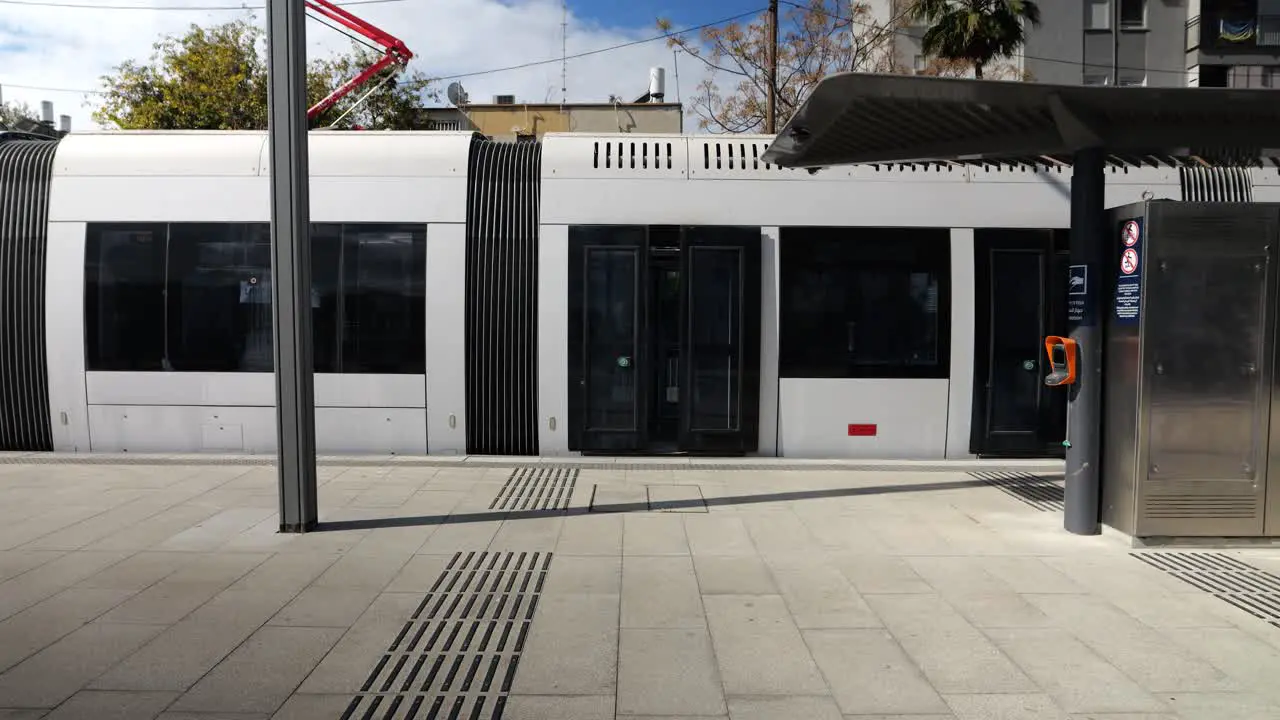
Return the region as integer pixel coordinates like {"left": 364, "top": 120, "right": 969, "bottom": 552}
{"left": 560, "top": 0, "right": 567, "bottom": 109}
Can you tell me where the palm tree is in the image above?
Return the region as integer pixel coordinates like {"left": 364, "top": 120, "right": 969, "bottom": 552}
{"left": 908, "top": 0, "right": 1041, "bottom": 80}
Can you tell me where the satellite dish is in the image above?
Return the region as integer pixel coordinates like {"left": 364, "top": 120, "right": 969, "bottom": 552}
{"left": 447, "top": 82, "right": 468, "bottom": 106}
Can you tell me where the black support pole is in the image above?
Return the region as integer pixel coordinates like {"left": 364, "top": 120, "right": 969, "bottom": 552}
{"left": 1065, "top": 146, "right": 1105, "bottom": 535}
{"left": 267, "top": 0, "right": 318, "bottom": 533}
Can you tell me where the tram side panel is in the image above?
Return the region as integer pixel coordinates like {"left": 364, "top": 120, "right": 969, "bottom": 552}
{"left": 45, "top": 131, "right": 470, "bottom": 454}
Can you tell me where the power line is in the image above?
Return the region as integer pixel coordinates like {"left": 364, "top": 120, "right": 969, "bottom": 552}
{"left": 2, "top": 7, "right": 770, "bottom": 96}
{"left": 778, "top": 0, "right": 1195, "bottom": 78}
{"left": 0, "top": 0, "right": 400, "bottom": 10}
{"left": 424, "top": 8, "right": 767, "bottom": 82}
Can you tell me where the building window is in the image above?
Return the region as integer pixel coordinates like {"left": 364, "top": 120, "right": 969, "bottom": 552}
{"left": 779, "top": 227, "right": 950, "bottom": 379}
{"left": 1117, "top": 71, "right": 1147, "bottom": 86}
{"left": 1084, "top": 0, "right": 1110, "bottom": 30}
{"left": 84, "top": 222, "right": 426, "bottom": 374}
{"left": 1199, "top": 65, "right": 1230, "bottom": 87}
{"left": 913, "top": 54, "right": 926, "bottom": 73}
{"left": 1083, "top": 73, "right": 1111, "bottom": 86}
{"left": 1119, "top": 0, "right": 1145, "bottom": 28}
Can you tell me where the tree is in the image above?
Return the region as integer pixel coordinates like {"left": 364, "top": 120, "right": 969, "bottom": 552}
{"left": 91, "top": 18, "right": 436, "bottom": 130}
{"left": 1, "top": 101, "right": 41, "bottom": 129}
{"left": 907, "top": 0, "right": 1040, "bottom": 79}
{"left": 657, "top": 0, "right": 910, "bottom": 133}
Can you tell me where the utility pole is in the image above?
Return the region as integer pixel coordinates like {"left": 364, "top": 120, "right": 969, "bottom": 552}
{"left": 766, "top": 0, "right": 778, "bottom": 134}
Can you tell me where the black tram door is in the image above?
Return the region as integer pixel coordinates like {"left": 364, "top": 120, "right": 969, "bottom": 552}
{"left": 971, "top": 230, "right": 1069, "bottom": 457}
{"left": 568, "top": 226, "right": 649, "bottom": 453}
{"left": 678, "top": 227, "right": 761, "bottom": 454}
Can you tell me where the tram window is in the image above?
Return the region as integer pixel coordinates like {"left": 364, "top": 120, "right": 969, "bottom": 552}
{"left": 85, "top": 223, "right": 168, "bottom": 371}
{"left": 338, "top": 224, "right": 426, "bottom": 374}
{"left": 779, "top": 227, "right": 950, "bottom": 379}
{"left": 165, "top": 223, "right": 275, "bottom": 372}
{"left": 84, "top": 222, "right": 426, "bottom": 374}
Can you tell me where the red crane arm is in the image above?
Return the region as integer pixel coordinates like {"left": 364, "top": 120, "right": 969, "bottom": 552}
{"left": 305, "top": 0, "right": 414, "bottom": 122}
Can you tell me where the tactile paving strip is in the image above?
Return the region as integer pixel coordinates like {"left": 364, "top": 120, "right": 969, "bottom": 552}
{"left": 1133, "top": 551, "right": 1280, "bottom": 629}
{"left": 342, "top": 550, "right": 552, "bottom": 720}
{"left": 971, "top": 470, "right": 1065, "bottom": 512}
{"left": 489, "top": 466, "right": 578, "bottom": 511}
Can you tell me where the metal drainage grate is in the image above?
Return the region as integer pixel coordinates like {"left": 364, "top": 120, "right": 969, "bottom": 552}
{"left": 1132, "top": 551, "right": 1280, "bottom": 629}
{"left": 971, "top": 471, "right": 1065, "bottom": 512}
{"left": 489, "top": 466, "right": 579, "bottom": 511}
{"left": 342, "top": 550, "right": 552, "bottom": 720}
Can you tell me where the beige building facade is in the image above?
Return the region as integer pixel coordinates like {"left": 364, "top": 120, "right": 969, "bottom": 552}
{"left": 419, "top": 101, "right": 683, "bottom": 140}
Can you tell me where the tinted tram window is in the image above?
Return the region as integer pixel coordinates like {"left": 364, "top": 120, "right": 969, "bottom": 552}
{"left": 85, "top": 222, "right": 425, "bottom": 374}
{"left": 779, "top": 227, "right": 950, "bottom": 379}
{"left": 85, "top": 224, "right": 168, "bottom": 370}
{"left": 339, "top": 225, "right": 426, "bottom": 374}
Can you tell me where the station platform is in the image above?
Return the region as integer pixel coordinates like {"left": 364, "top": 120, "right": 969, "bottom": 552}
{"left": 0, "top": 454, "right": 1278, "bottom": 719}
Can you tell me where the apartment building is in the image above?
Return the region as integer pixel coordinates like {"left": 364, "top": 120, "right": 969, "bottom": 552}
{"left": 886, "top": 0, "right": 1280, "bottom": 88}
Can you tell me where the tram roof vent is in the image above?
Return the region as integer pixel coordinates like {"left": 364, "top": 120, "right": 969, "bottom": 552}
{"left": 591, "top": 139, "right": 677, "bottom": 171}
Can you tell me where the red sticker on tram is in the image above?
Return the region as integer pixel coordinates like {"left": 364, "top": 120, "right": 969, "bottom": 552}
{"left": 848, "top": 424, "right": 877, "bottom": 437}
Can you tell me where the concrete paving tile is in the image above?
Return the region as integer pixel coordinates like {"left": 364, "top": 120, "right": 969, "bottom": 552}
{"left": 1165, "top": 628, "right": 1280, "bottom": 705}
{"left": 555, "top": 514, "right": 623, "bottom": 556}
{"left": 92, "top": 505, "right": 224, "bottom": 553}
{"left": 803, "top": 629, "right": 948, "bottom": 716}
{"left": 415, "top": 520, "right": 502, "bottom": 556}
{"left": 1161, "top": 692, "right": 1280, "bottom": 720}
{"left": 623, "top": 514, "right": 689, "bottom": 556}
{"left": 156, "top": 508, "right": 277, "bottom": 552}
{"left": 169, "top": 625, "right": 343, "bottom": 715}
{"left": 693, "top": 555, "right": 776, "bottom": 595}
{"left": 511, "top": 593, "right": 619, "bottom": 695}
{"left": 269, "top": 693, "right": 353, "bottom": 720}
{"left": 621, "top": 555, "right": 704, "bottom": 628}
{"left": 684, "top": 516, "right": 756, "bottom": 557}
{"left": 702, "top": 595, "right": 828, "bottom": 696}
{"left": 830, "top": 554, "right": 932, "bottom": 595}
{"left": 542, "top": 556, "right": 621, "bottom": 595}
{"left": 725, "top": 696, "right": 841, "bottom": 720}
{"left": 267, "top": 586, "right": 379, "bottom": 628}
{"left": 0, "top": 710, "right": 48, "bottom": 719}
{"left": 1025, "top": 594, "right": 1237, "bottom": 693}
{"left": 502, "top": 695, "right": 616, "bottom": 720}
{"left": 158, "top": 713, "right": 267, "bottom": 720}
{"left": 39, "top": 691, "right": 177, "bottom": 720}
{"left": 490, "top": 516, "right": 565, "bottom": 553}
{"left": 0, "top": 622, "right": 167, "bottom": 707}
{"left": 0, "top": 587, "right": 136, "bottom": 673}
{"left": 865, "top": 594, "right": 1036, "bottom": 695}
{"left": 741, "top": 514, "right": 823, "bottom": 558}
{"left": 226, "top": 553, "right": 339, "bottom": 594}
{"left": 162, "top": 552, "right": 270, "bottom": 586}
{"left": 985, "top": 628, "right": 1169, "bottom": 714}
{"left": 978, "top": 556, "right": 1085, "bottom": 594}
{"left": 905, "top": 557, "right": 1053, "bottom": 628}
{"left": 767, "top": 561, "right": 881, "bottom": 629}
{"left": 1063, "top": 716, "right": 1176, "bottom": 720}
{"left": 648, "top": 484, "right": 706, "bottom": 513}
{"left": 90, "top": 589, "right": 301, "bottom": 692}
{"left": 0, "top": 551, "right": 134, "bottom": 622}
{"left": 617, "top": 628, "right": 726, "bottom": 717}
{"left": 0, "top": 552, "right": 64, "bottom": 584}
{"left": 310, "top": 550, "right": 412, "bottom": 590}
{"left": 98, "top": 583, "right": 227, "bottom": 625}
{"left": 72, "top": 552, "right": 191, "bottom": 591}
{"left": 384, "top": 554, "right": 453, "bottom": 593}
{"left": 590, "top": 485, "right": 648, "bottom": 512}
{"left": 294, "top": 592, "right": 421, "bottom": 695}
{"left": 837, "top": 716, "right": 954, "bottom": 720}
{"left": 944, "top": 694, "right": 1068, "bottom": 720}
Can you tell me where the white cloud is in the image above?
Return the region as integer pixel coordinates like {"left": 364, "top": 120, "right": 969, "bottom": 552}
{"left": 0, "top": 0, "right": 717, "bottom": 131}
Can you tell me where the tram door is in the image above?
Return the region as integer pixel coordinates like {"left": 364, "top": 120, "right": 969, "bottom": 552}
{"left": 568, "top": 225, "right": 761, "bottom": 455}
{"left": 971, "top": 230, "right": 1069, "bottom": 457}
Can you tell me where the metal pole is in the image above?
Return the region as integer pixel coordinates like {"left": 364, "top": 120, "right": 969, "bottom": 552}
{"left": 766, "top": 0, "right": 778, "bottom": 134}
{"left": 1065, "top": 146, "right": 1105, "bottom": 535}
{"left": 267, "top": 0, "right": 318, "bottom": 533}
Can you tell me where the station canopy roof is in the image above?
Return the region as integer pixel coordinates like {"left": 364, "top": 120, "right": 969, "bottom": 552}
{"left": 759, "top": 73, "right": 1280, "bottom": 170}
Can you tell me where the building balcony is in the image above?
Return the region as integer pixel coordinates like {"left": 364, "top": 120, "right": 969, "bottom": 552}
{"left": 1188, "top": 12, "right": 1280, "bottom": 53}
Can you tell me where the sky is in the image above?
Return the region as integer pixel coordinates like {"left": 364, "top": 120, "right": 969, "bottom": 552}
{"left": 0, "top": 0, "right": 766, "bottom": 132}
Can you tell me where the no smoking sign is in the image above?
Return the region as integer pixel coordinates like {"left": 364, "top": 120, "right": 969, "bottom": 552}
{"left": 1121, "top": 248, "right": 1139, "bottom": 275}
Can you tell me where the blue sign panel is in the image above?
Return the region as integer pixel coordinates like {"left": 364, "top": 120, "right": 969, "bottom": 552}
{"left": 1114, "top": 218, "right": 1142, "bottom": 325}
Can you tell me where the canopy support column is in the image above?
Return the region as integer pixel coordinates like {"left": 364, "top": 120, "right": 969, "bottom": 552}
{"left": 1065, "top": 146, "right": 1105, "bottom": 536}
